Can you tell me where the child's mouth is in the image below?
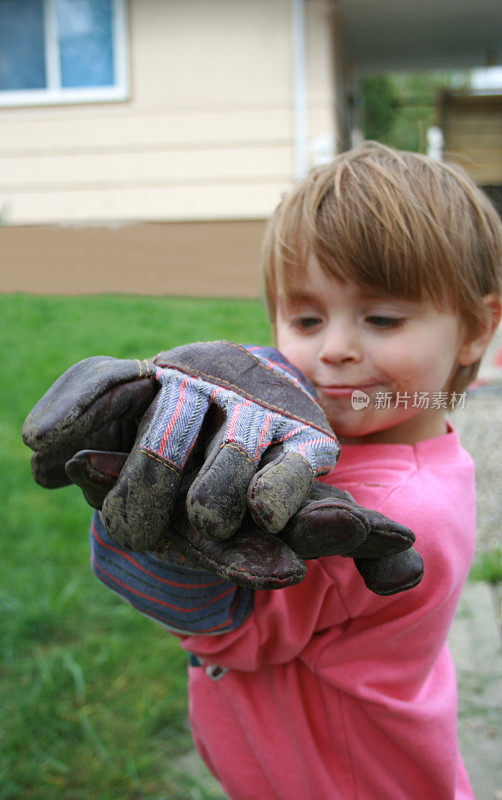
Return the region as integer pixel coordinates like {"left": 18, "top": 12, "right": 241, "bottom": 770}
{"left": 319, "top": 384, "right": 378, "bottom": 398}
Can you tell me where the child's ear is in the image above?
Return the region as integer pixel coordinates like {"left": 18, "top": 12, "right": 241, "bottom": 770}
{"left": 457, "top": 294, "right": 502, "bottom": 366}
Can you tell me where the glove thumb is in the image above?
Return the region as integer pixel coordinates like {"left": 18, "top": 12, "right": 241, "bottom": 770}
{"left": 65, "top": 449, "right": 128, "bottom": 509}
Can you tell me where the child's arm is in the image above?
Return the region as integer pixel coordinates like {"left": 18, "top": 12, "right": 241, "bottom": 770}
{"left": 89, "top": 507, "right": 352, "bottom": 669}
{"left": 23, "top": 341, "right": 423, "bottom": 651}
{"left": 89, "top": 509, "right": 254, "bottom": 635}
{"left": 88, "top": 476, "right": 422, "bottom": 648}
{"left": 26, "top": 342, "right": 422, "bottom": 593}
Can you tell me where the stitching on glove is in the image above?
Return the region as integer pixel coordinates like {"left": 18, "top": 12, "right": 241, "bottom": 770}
{"left": 293, "top": 452, "right": 315, "bottom": 480}
{"left": 137, "top": 447, "right": 183, "bottom": 476}
{"left": 157, "top": 341, "right": 308, "bottom": 397}
{"left": 220, "top": 441, "right": 256, "bottom": 469}
{"left": 228, "top": 342, "right": 308, "bottom": 389}
{"left": 182, "top": 536, "right": 305, "bottom": 585}
{"left": 303, "top": 454, "right": 315, "bottom": 480}
{"left": 153, "top": 356, "right": 334, "bottom": 438}
{"left": 136, "top": 359, "right": 152, "bottom": 379}
{"left": 181, "top": 369, "right": 331, "bottom": 437}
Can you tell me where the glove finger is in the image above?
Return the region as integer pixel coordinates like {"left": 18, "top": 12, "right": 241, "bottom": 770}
{"left": 355, "top": 547, "right": 424, "bottom": 595}
{"left": 102, "top": 380, "right": 213, "bottom": 550}
{"left": 186, "top": 443, "right": 256, "bottom": 540}
{"left": 101, "top": 445, "right": 183, "bottom": 551}
{"left": 345, "top": 508, "right": 415, "bottom": 558}
{"left": 168, "top": 514, "right": 307, "bottom": 589}
{"left": 279, "top": 422, "right": 341, "bottom": 480}
{"left": 278, "top": 498, "right": 370, "bottom": 558}
{"left": 30, "top": 419, "right": 139, "bottom": 490}
{"left": 31, "top": 449, "right": 73, "bottom": 489}
{"left": 65, "top": 449, "right": 128, "bottom": 509}
{"left": 247, "top": 451, "right": 314, "bottom": 533}
{"left": 22, "top": 356, "right": 156, "bottom": 451}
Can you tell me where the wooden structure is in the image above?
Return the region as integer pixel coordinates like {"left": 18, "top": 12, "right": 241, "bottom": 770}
{"left": 441, "top": 91, "right": 502, "bottom": 185}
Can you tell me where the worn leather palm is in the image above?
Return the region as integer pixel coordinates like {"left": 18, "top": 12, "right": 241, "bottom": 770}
{"left": 22, "top": 341, "right": 424, "bottom": 593}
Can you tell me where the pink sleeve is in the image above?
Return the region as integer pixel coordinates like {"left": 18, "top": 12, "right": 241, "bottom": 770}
{"left": 178, "top": 556, "right": 351, "bottom": 671}
{"left": 177, "top": 467, "right": 431, "bottom": 670}
{"left": 182, "top": 433, "right": 476, "bottom": 675}
{"left": 297, "top": 459, "right": 476, "bottom": 694}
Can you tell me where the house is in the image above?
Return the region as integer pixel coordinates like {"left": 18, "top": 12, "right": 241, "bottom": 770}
{"left": 1, "top": 0, "right": 501, "bottom": 297}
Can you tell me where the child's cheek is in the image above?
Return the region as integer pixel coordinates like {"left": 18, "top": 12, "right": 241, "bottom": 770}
{"left": 277, "top": 338, "right": 310, "bottom": 380}
{"left": 378, "top": 339, "right": 419, "bottom": 385}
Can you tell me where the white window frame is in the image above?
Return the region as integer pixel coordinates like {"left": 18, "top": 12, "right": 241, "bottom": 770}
{"left": 0, "top": 0, "right": 129, "bottom": 107}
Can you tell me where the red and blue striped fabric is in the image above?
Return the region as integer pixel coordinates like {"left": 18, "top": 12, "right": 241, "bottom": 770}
{"left": 139, "top": 345, "right": 338, "bottom": 475}
{"left": 244, "top": 345, "right": 318, "bottom": 396}
{"left": 142, "top": 371, "right": 211, "bottom": 467}
{"left": 90, "top": 511, "right": 253, "bottom": 635}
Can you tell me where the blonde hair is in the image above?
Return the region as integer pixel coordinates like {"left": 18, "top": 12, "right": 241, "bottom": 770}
{"left": 262, "top": 142, "right": 502, "bottom": 392}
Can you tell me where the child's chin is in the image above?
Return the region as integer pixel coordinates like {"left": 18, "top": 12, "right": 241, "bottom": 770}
{"left": 328, "top": 420, "right": 380, "bottom": 442}
{"left": 328, "top": 411, "right": 403, "bottom": 443}
{"left": 323, "top": 406, "right": 378, "bottom": 435}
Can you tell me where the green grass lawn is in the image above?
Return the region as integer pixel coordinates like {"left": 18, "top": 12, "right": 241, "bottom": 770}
{"left": 0, "top": 294, "right": 271, "bottom": 800}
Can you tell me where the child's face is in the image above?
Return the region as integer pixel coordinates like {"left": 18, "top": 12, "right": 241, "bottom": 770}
{"left": 275, "top": 253, "right": 467, "bottom": 445}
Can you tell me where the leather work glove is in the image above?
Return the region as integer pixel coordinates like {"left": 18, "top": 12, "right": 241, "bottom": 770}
{"left": 23, "top": 342, "right": 338, "bottom": 548}
{"left": 22, "top": 341, "right": 424, "bottom": 593}
{"left": 68, "top": 448, "right": 423, "bottom": 594}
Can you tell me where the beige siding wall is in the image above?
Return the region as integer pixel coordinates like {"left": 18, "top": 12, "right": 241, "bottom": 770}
{"left": 442, "top": 93, "right": 502, "bottom": 185}
{"left": 0, "top": 0, "right": 337, "bottom": 226}
{"left": 1, "top": 221, "right": 266, "bottom": 297}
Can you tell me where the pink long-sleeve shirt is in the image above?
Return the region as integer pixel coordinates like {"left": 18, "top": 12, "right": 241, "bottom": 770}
{"left": 180, "top": 427, "right": 476, "bottom": 800}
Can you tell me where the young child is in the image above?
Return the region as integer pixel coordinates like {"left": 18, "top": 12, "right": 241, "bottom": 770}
{"left": 91, "top": 143, "right": 502, "bottom": 799}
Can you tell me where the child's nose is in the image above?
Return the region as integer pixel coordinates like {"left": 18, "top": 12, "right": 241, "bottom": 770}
{"left": 319, "top": 324, "right": 362, "bottom": 364}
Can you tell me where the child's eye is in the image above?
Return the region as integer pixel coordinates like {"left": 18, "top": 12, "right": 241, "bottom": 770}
{"left": 367, "top": 315, "right": 404, "bottom": 329}
{"left": 294, "top": 316, "right": 321, "bottom": 330}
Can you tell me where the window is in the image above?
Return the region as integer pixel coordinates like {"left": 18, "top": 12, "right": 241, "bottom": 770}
{"left": 0, "top": 0, "right": 128, "bottom": 106}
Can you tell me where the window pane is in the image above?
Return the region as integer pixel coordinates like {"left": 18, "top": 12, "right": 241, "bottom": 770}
{"left": 57, "top": 0, "right": 114, "bottom": 88}
{"left": 0, "top": 0, "right": 46, "bottom": 91}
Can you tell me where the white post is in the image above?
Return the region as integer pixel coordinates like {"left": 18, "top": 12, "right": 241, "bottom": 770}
{"left": 292, "top": 0, "right": 308, "bottom": 181}
{"left": 44, "top": 0, "right": 61, "bottom": 90}
{"left": 426, "top": 127, "right": 444, "bottom": 161}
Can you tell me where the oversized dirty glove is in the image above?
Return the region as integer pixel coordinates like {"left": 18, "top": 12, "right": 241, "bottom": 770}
{"left": 69, "top": 448, "right": 422, "bottom": 594}
{"left": 22, "top": 341, "right": 423, "bottom": 593}
{"left": 278, "top": 481, "right": 423, "bottom": 595}
{"left": 22, "top": 342, "right": 338, "bottom": 551}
